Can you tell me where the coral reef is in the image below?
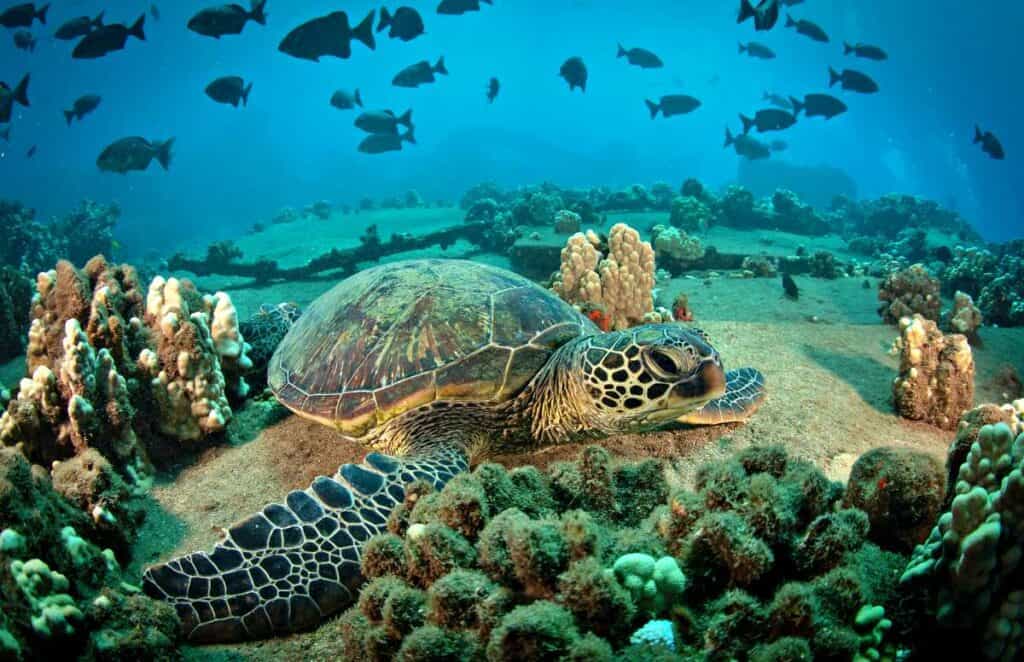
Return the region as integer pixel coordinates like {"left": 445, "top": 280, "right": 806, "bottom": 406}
{"left": 740, "top": 256, "right": 777, "bottom": 278}
{"left": 900, "top": 422, "right": 1024, "bottom": 660}
{"left": 551, "top": 224, "right": 655, "bottom": 330}
{"left": 304, "top": 200, "right": 332, "bottom": 220}
{"left": 650, "top": 225, "right": 704, "bottom": 268}
{"left": 0, "top": 199, "right": 62, "bottom": 276}
{"left": 770, "top": 189, "right": 831, "bottom": 236}
{"left": 808, "top": 250, "right": 841, "bottom": 279}
{"left": 239, "top": 302, "right": 302, "bottom": 390}
{"left": 321, "top": 444, "right": 918, "bottom": 660}
{"left": 49, "top": 200, "right": 120, "bottom": 266}
{"left": 948, "top": 290, "right": 982, "bottom": 343}
{"left": 0, "top": 445, "right": 179, "bottom": 660}
{"left": 668, "top": 195, "right": 712, "bottom": 233}
{"left": 511, "top": 189, "right": 564, "bottom": 226}
{"left": 553, "top": 209, "right": 581, "bottom": 235}
{"left": 0, "top": 257, "right": 254, "bottom": 476}
{"left": 976, "top": 254, "right": 1024, "bottom": 327}
{"left": 851, "top": 193, "right": 978, "bottom": 240}
{"left": 0, "top": 266, "right": 31, "bottom": 362}
{"left": 892, "top": 314, "right": 974, "bottom": 430}
{"left": 878, "top": 264, "right": 941, "bottom": 324}
{"left": 942, "top": 245, "right": 997, "bottom": 297}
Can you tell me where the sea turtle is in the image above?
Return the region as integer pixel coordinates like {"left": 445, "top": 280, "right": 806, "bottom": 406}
{"left": 143, "top": 259, "right": 766, "bottom": 642}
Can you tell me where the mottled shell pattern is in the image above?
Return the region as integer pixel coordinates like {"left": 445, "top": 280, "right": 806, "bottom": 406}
{"left": 269, "top": 259, "right": 596, "bottom": 437}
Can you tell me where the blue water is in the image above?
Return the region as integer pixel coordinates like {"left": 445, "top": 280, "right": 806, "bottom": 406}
{"left": 0, "top": 0, "right": 1019, "bottom": 257}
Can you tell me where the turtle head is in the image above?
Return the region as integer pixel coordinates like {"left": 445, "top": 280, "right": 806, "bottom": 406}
{"left": 527, "top": 324, "right": 727, "bottom": 442}
{"left": 578, "top": 324, "right": 727, "bottom": 431}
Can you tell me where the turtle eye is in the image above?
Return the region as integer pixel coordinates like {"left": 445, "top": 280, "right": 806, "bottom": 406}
{"left": 644, "top": 347, "right": 681, "bottom": 379}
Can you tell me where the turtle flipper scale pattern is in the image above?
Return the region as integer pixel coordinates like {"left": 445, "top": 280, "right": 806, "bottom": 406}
{"left": 677, "top": 367, "right": 766, "bottom": 425}
{"left": 142, "top": 447, "right": 468, "bottom": 643}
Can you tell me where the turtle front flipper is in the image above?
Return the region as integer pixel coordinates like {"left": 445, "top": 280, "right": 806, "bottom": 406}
{"left": 677, "top": 367, "right": 766, "bottom": 425}
{"left": 142, "top": 446, "right": 468, "bottom": 643}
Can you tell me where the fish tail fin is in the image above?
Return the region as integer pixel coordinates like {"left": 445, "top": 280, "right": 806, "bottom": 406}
{"left": 13, "top": 74, "right": 29, "bottom": 108}
{"left": 737, "top": 0, "right": 754, "bottom": 23}
{"left": 397, "top": 109, "right": 413, "bottom": 129}
{"left": 250, "top": 0, "right": 267, "bottom": 25}
{"left": 973, "top": 125, "right": 983, "bottom": 144}
{"left": 843, "top": 41, "right": 853, "bottom": 55}
{"left": 617, "top": 43, "right": 626, "bottom": 58}
{"left": 354, "top": 89, "right": 363, "bottom": 107}
{"left": 828, "top": 66, "right": 840, "bottom": 87}
{"left": 739, "top": 113, "right": 753, "bottom": 135}
{"left": 129, "top": 13, "right": 146, "bottom": 40}
{"left": 738, "top": 42, "right": 746, "bottom": 53}
{"left": 64, "top": 109, "right": 74, "bottom": 125}
{"left": 645, "top": 99, "right": 659, "bottom": 119}
{"left": 434, "top": 56, "right": 447, "bottom": 76}
{"left": 352, "top": 10, "right": 376, "bottom": 51}
{"left": 242, "top": 81, "right": 253, "bottom": 107}
{"left": 580, "top": 79, "right": 586, "bottom": 92}
{"left": 481, "top": 0, "right": 493, "bottom": 4}
{"left": 402, "top": 126, "right": 416, "bottom": 145}
{"left": 789, "top": 96, "right": 804, "bottom": 116}
{"left": 377, "top": 7, "right": 391, "bottom": 32}
{"left": 724, "top": 127, "right": 735, "bottom": 148}
{"left": 154, "top": 137, "right": 174, "bottom": 170}
{"left": 785, "top": 13, "right": 795, "bottom": 27}
{"left": 37, "top": 3, "right": 49, "bottom": 24}
{"left": 93, "top": 10, "right": 104, "bottom": 27}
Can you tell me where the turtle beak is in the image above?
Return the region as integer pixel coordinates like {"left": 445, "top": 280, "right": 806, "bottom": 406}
{"left": 669, "top": 357, "right": 727, "bottom": 408}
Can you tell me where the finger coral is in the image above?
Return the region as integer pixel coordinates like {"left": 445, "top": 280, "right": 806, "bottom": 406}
{"left": 892, "top": 314, "right": 975, "bottom": 430}
{"left": 551, "top": 224, "right": 656, "bottom": 330}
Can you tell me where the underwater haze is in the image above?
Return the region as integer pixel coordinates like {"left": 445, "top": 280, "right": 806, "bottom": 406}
{"left": 0, "top": 0, "right": 1020, "bottom": 256}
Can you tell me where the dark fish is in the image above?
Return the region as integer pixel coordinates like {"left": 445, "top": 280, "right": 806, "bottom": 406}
{"left": 97, "top": 136, "right": 174, "bottom": 173}
{"left": 974, "top": 125, "right": 1005, "bottom": 160}
{"left": 560, "top": 56, "right": 587, "bottom": 92}
{"left": 392, "top": 57, "right": 447, "bottom": 88}
{"left": 188, "top": 1, "right": 266, "bottom": 38}
{"left": 769, "top": 139, "right": 787, "bottom": 151}
{"left": 25, "top": 144, "right": 35, "bottom": 158}
{"left": 377, "top": 6, "right": 423, "bottom": 42}
{"left": 789, "top": 93, "right": 846, "bottom": 119}
{"left": 843, "top": 42, "right": 887, "bottom": 61}
{"left": 486, "top": 77, "right": 499, "bottom": 103}
{"left": 13, "top": 29, "right": 34, "bottom": 51}
{"left": 0, "top": 74, "right": 30, "bottom": 124}
{"left": 330, "top": 89, "right": 362, "bottom": 110}
{"left": 737, "top": 0, "right": 779, "bottom": 31}
{"left": 616, "top": 43, "right": 663, "bottom": 69}
{"left": 0, "top": 125, "right": 9, "bottom": 141}
{"left": 739, "top": 108, "right": 796, "bottom": 133}
{"left": 355, "top": 109, "right": 413, "bottom": 135}
{"left": 780, "top": 0, "right": 804, "bottom": 5}
{"left": 828, "top": 66, "right": 878, "bottom": 93}
{"left": 72, "top": 14, "right": 145, "bottom": 59}
{"left": 738, "top": 41, "right": 775, "bottom": 59}
{"left": 436, "top": 0, "right": 491, "bottom": 15}
{"left": 358, "top": 128, "right": 415, "bottom": 154}
{"left": 279, "top": 10, "right": 375, "bottom": 62}
{"left": 0, "top": 3, "right": 47, "bottom": 28}
{"left": 763, "top": 91, "right": 792, "bottom": 109}
{"left": 205, "top": 76, "right": 252, "bottom": 107}
{"left": 645, "top": 94, "right": 701, "bottom": 119}
{"left": 150, "top": 4, "right": 160, "bottom": 21}
{"left": 724, "top": 127, "right": 771, "bottom": 160}
{"left": 64, "top": 94, "right": 101, "bottom": 125}
{"left": 55, "top": 11, "right": 103, "bottom": 40}
{"left": 782, "top": 273, "right": 799, "bottom": 300}
{"left": 784, "top": 14, "right": 829, "bottom": 42}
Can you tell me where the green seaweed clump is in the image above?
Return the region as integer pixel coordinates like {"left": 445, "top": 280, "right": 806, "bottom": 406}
{"left": 0, "top": 446, "right": 179, "bottom": 660}
{"left": 317, "top": 443, "right": 931, "bottom": 660}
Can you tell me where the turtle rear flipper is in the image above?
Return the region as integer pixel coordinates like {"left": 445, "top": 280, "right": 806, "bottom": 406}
{"left": 678, "top": 367, "right": 766, "bottom": 425}
{"left": 142, "top": 447, "right": 467, "bottom": 643}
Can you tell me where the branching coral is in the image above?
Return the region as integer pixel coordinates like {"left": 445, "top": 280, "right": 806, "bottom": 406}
{"left": 900, "top": 422, "right": 1024, "bottom": 660}
{"left": 770, "top": 189, "right": 831, "bottom": 235}
{"left": 49, "top": 199, "right": 120, "bottom": 266}
{"left": 553, "top": 209, "right": 581, "bottom": 234}
{"left": 0, "top": 256, "right": 254, "bottom": 475}
{"left": 878, "top": 264, "right": 941, "bottom": 324}
{"left": 977, "top": 255, "right": 1024, "bottom": 327}
{"left": 892, "top": 314, "right": 974, "bottom": 430}
{"left": 551, "top": 224, "right": 656, "bottom": 330}
{"left": 0, "top": 266, "right": 31, "bottom": 362}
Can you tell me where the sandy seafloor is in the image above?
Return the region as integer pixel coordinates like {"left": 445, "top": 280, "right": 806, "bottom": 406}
{"left": 44, "top": 207, "right": 1024, "bottom": 659}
